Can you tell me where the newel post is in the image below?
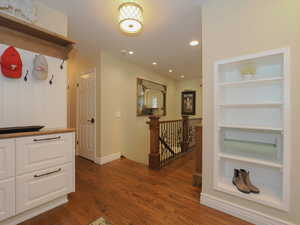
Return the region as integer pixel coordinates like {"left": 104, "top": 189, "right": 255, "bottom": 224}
{"left": 148, "top": 116, "right": 160, "bottom": 170}
{"left": 193, "top": 124, "right": 203, "bottom": 187}
{"left": 182, "top": 115, "right": 189, "bottom": 152}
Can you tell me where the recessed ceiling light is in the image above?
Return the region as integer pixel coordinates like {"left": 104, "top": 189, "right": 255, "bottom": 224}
{"left": 152, "top": 62, "right": 157, "bottom": 65}
{"left": 128, "top": 51, "right": 134, "bottom": 55}
{"left": 190, "top": 40, "right": 199, "bottom": 46}
{"left": 169, "top": 69, "right": 173, "bottom": 73}
{"left": 180, "top": 75, "right": 185, "bottom": 79}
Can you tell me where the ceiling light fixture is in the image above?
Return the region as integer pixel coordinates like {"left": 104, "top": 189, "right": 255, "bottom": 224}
{"left": 190, "top": 40, "right": 199, "bottom": 46}
{"left": 152, "top": 62, "right": 157, "bottom": 65}
{"left": 128, "top": 51, "right": 134, "bottom": 55}
{"left": 169, "top": 69, "right": 173, "bottom": 73}
{"left": 180, "top": 75, "right": 185, "bottom": 79}
{"left": 119, "top": 1, "right": 144, "bottom": 35}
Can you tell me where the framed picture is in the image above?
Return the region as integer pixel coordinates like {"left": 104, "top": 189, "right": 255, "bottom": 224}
{"left": 181, "top": 91, "right": 196, "bottom": 115}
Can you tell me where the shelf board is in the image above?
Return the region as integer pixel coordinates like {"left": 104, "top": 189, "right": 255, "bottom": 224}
{"left": 219, "top": 77, "right": 283, "bottom": 87}
{"left": 219, "top": 124, "right": 283, "bottom": 132}
{"left": 219, "top": 153, "right": 283, "bottom": 168}
{"left": 215, "top": 182, "right": 283, "bottom": 210}
{"left": 0, "top": 12, "right": 75, "bottom": 46}
{"left": 219, "top": 103, "right": 282, "bottom": 108}
{"left": 0, "top": 12, "right": 75, "bottom": 59}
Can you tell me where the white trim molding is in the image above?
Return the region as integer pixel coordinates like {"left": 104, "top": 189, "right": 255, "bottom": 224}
{"left": 0, "top": 195, "right": 68, "bottom": 225}
{"left": 95, "top": 152, "right": 121, "bottom": 165}
{"left": 200, "top": 193, "right": 295, "bottom": 225}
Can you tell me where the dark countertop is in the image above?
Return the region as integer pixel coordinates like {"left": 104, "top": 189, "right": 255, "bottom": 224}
{"left": 0, "top": 128, "right": 76, "bottom": 139}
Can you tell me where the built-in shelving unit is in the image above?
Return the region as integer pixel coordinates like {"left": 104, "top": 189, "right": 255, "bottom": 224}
{"left": 214, "top": 48, "right": 290, "bottom": 211}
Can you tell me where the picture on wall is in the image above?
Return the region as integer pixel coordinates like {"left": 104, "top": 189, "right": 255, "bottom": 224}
{"left": 181, "top": 91, "right": 196, "bottom": 115}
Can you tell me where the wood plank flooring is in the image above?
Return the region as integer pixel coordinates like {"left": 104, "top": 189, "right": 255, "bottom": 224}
{"left": 20, "top": 153, "right": 252, "bottom": 225}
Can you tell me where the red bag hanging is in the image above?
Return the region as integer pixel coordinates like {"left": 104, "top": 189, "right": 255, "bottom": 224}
{"left": 1, "top": 46, "right": 23, "bottom": 79}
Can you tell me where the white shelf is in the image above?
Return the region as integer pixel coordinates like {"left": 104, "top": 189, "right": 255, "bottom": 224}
{"left": 219, "top": 124, "right": 283, "bottom": 132}
{"left": 219, "top": 103, "right": 282, "bottom": 108}
{"left": 219, "top": 77, "right": 283, "bottom": 87}
{"left": 215, "top": 182, "right": 283, "bottom": 210}
{"left": 219, "top": 153, "right": 283, "bottom": 169}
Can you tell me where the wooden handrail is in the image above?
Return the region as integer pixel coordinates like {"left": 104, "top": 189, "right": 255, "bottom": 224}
{"left": 159, "top": 117, "right": 202, "bottom": 124}
{"left": 159, "top": 119, "right": 182, "bottom": 124}
{"left": 189, "top": 117, "right": 202, "bottom": 121}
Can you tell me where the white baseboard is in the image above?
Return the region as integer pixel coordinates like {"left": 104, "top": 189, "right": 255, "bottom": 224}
{"left": 95, "top": 152, "right": 121, "bottom": 165}
{"left": 0, "top": 195, "right": 68, "bottom": 225}
{"left": 200, "top": 193, "right": 295, "bottom": 225}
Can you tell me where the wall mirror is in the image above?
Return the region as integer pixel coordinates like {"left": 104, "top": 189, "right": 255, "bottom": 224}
{"left": 137, "top": 78, "right": 167, "bottom": 116}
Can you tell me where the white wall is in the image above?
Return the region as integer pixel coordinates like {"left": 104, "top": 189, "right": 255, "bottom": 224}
{"left": 99, "top": 52, "right": 179, "bottom": 164}
{"left": 0, "top": 45, "right": 68, "bottom": 128}
{"left": 34, "top": 1, "right": 67, "bottom": 36}
{"left": 202, "top": 0, "right": 300, "bottom": 224}
{"left": 0, "top": 2, "right": 68, "bottom": 129}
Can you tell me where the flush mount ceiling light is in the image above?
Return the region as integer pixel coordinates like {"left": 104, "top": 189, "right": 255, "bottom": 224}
{"left": 152, "top": 62, "right": 157, "bottom": 65}
{"left": 180, "top": 75, "right": 185, "bottom": 79}
{"left": 119, "top": 1, "right": 144, "bottom": 35}
{"left": 190, "top": 40, "right": 200, "bottom": 46}
{"left": 128, "top": 51, "right": 134, "bottom": 55}
{"left": 169, "top": 69, "right": 173, "bottom": 73}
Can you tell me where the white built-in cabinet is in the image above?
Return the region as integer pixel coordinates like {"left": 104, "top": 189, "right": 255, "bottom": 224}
{"left": 214, "top": 48, "right": 290, "bottom": 211}
{"left": 0, "top": 140, "right": 15, "bottom": 180}
{"left": 0, "top": 132, "right": 75, "bottom": 223}
{"left": 0, "top": 179, "right": 15, "bottom": 221}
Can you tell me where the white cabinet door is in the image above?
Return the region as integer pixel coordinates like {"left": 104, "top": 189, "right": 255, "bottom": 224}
{"left": 0, "top": 178, "right": 15, "bottom": 221}
{"left": 0, "top": 139, "right": 15, "bottom": 180}
{"left": 16, "top": 133, "right": 74, "bottom": 175}
{"left": 16, "top": 163, "right": 73, "bottom": 214}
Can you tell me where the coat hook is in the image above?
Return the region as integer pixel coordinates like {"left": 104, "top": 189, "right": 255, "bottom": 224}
{"left": 60, "top": 60, "right": 65, "bottom": 70}
{"left": 24, "top": 70, "right": 29, "bottom": 82}
{"left": 49, "top": 74, "right": 54, "bottom": 85}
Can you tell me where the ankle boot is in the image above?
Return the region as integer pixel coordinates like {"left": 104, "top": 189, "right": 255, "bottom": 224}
{"left": 240, "top": 169, "right": 260, "bottom": 194}
{"left": 232, "top": 169, "right": 251, "bottom": 194}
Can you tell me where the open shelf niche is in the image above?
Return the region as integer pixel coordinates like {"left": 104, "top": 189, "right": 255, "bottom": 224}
{"left": 214, "top": 48, "right": 290, "bottom": 211}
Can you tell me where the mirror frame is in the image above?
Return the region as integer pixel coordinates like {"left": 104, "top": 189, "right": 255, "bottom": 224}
{"left": 136, "top": 78, "right": 167, "bottom": 117}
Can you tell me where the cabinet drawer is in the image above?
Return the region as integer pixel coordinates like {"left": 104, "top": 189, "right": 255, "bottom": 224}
{"left": 0, "top": 139, "right": 15, "bottom": 180}
{"left": 16, "top": 133, "right": 74, "bottom": 175}
{"left": 0, "top": 178, "right": 15, "bottom": 221}
{"left": 16, "top": 163, "right": 73, "bottom": 214}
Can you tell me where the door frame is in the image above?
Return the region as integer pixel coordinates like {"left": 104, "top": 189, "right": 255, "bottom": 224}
{"left": 76, "top": 68, "right": 97, "bottom": 162}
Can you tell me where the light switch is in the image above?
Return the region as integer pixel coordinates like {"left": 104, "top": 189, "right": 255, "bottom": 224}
{"left": 115, "top": 111, "right": 121, "bottom": 118}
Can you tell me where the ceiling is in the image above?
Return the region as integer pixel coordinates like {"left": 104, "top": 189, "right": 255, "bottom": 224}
{"left": 39, "top": 0, "right": 203, "bottom": 79}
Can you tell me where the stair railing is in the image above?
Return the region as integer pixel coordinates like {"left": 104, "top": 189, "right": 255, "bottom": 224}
{"left": 147, "top": 116, "right": 202, "bottom": 169}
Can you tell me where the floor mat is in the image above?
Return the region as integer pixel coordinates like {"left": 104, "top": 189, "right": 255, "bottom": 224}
{"left": 89, "top": 217, "right": 114, "bottom": 225}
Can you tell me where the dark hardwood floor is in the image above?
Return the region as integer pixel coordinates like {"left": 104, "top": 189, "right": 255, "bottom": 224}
{"left": 20, "top": 152, "right": 251, "bottom": 225}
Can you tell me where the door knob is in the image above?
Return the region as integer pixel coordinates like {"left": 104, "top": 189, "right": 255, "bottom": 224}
{"left": 88, "top": 118, "right": 95, "bottom": 124}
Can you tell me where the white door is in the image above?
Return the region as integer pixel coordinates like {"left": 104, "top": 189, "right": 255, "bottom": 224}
{"left": 77, "top": 70, "right": 96, "bottom": 161}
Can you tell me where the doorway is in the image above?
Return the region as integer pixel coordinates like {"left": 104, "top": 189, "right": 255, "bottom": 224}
{"left": 77, "top": 69, "right": 96, "bottom": 162}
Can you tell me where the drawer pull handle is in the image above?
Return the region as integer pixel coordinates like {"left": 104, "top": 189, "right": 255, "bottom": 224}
{"left": 33, "top": 136, "right": 61, "bottom": 142}
{"left": 34, "top": 168, "right": 62, "bottom": 178}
